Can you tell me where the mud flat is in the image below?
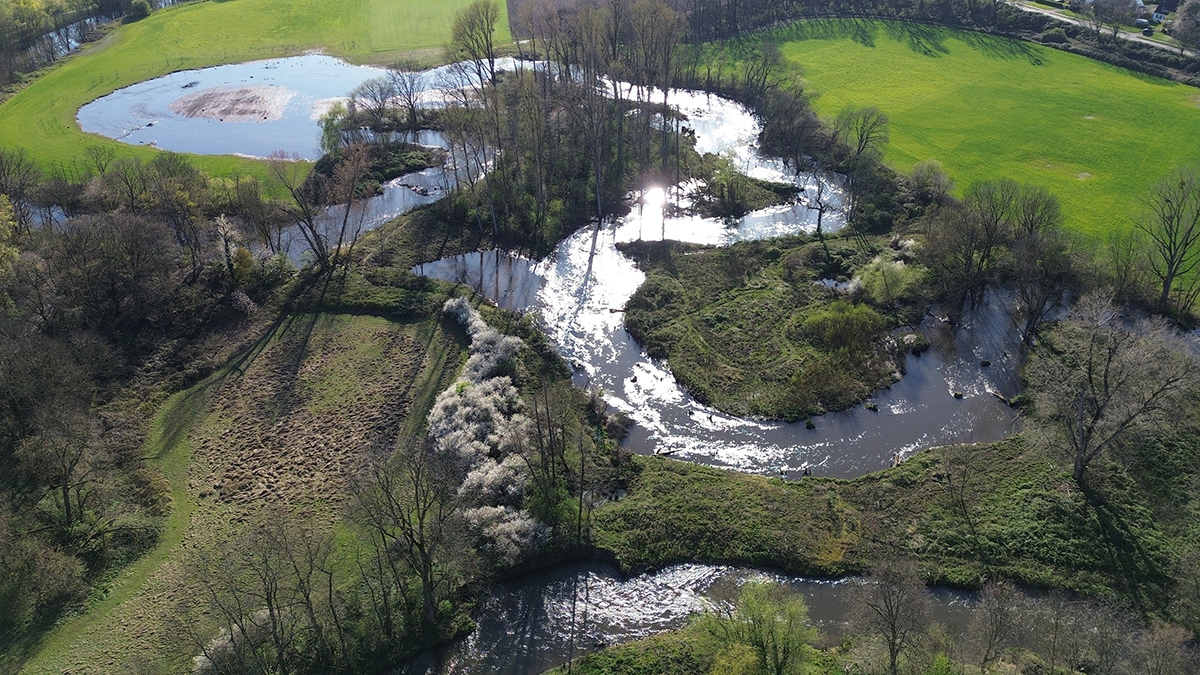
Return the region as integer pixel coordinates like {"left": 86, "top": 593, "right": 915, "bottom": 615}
{"left": 168, "top": 84, "right": 297, "bottom": 122}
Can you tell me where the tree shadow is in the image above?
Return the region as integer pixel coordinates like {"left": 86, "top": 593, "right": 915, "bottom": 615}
{"left": 1079, "top": 481, "right": 1171, "bottom": 612}
{"left": 883, "top": 20, "right": 952, "bottom": 58}
{"left": 959, "top": 30, "right": 1047, "bottom": 65}
{"left": 773, "top": 16, "right": 879, "bottom": 48}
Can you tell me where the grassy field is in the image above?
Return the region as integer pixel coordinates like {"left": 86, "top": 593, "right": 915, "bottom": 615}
{"left": 0, "top": 0, "right": 509, "bottom": 176}
{"left": 770, "top": 19, "right": 1200, "bottom": 238}
{"left": 595, "top": 427, "right": 1196, "bottom": 614}
{"left": 16, "top": 311, "right": 466, "bottom": 674}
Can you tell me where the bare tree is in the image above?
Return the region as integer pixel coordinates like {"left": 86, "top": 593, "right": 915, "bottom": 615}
{"left": 352, "top": 438, "right": 467, "bottom": 626}
{"left": 1029, "top": 295, "right": 1196, "bottom": 485}
{"left": 1137, "top": 619, "right": 1199, "bottom": 675}
{"left": 1136, "top": 165, "right": 1200, "bottom": 315}
{"left": 348, "top": 76, "right": 398, "bottom": 143}
{"left": 968, "top": 579, "right": 1025, "bottom": 673}
{"left": 1175, "top": 0, "right": 1200, "bottom": 54}
{"left": 834, "top": 106, "right": 890, "bottom": 167}
{"left": 268, "top": 151, "right": 329, "bottom": 271}
{"left": 388, "top": 62, "right": 424, "bottom": 142}
{"left": 1011, "top": 226, "right": 1073, "bottom": 344}
{"left": 852, "top": 557, "right": 930, "bottom": 675}
{"left": 448, "top": 0, "right": 501, "bottom": 88}
{"left": 909, "top": 159, "right": 954, "bottom": 206}
{"left": 936, "top": 444, "right": 986, "bottom": 545}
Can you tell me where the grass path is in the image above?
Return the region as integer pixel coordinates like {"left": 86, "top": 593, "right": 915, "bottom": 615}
{"left": 0, "top": 0, "right": 510, "bottom": 175}
{"left": 773, "top": 19, "right": 1200, "bottom": 238}
{"left": 16, "top": 361, "right": 226, "bottom": 674}
{"left": 18, "top": 312, "right": 465, "bottom": 674}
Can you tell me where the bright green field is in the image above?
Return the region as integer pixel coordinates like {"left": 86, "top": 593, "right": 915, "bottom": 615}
{"left": 0, "top": 0, "right": 509, "bottom": 176}
{"left": 775, "top": 19, "right": 1200, "bottom": 237}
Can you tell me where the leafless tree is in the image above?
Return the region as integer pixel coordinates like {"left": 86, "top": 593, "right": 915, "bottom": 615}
{"left": 1136, "top": 165, "right": 1200, "bottom": 315}
{"left": 1011, "top": 226, "right": 1073, "bottom": 344}
{"left": 447, "top": 0, "right": 501, "bottom": 88}
{"left": 937, "top": 444, "right": 985, "bottom": 545}
{"left": 1137, "top": 619, "right": 1199, "bottom": 675}
{"left": 851, "top": 557, "right": 930, "bottom": 675}
{"left": 1029, "top": 295, "right": 1196, "bottom": 485}
{"left": 834, "top": 106, "right": 890, "bottom": 167}
{"left": 268, "top": 151, "right": 329, "bottom": 271}
{"left": 1176, "top": 0, "right": 1200, "bottom": 54}
{"left": 352, "top": 438, "right": 468, "bottom": 626}
{"left": 968, "top": 579, "right": 1025, "bottom": 673}
{"left": 388, "top": 62, "right": 424, "bottom": 142}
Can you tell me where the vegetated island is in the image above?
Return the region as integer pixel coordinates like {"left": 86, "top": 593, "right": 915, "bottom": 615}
{"left": 622, "top": 233, "right": 926, "bottom": 421}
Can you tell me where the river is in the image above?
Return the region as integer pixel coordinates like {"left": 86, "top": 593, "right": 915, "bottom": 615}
{"left": 79, "top": 56, "right": 1023, "bottom": 674}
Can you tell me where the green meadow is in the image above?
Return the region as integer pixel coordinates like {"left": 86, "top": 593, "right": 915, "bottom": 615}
{"left": 774, "top": 19, "right": 1200, "bottom": 238}
{"left": 0, "top": 0, "right": 509, "bottom": 176}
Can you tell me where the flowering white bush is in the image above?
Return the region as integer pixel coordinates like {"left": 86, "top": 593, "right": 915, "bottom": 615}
{"left": 429, "top": 298, "right": 547, "bottom": 562}
{"left": 462, "top": 505, "right": 551, "bottom": 564}
{"left": 444, "top": 297, "right": 523, "bottom": 383}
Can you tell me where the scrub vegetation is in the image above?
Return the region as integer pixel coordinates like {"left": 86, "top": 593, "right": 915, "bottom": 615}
{"left": 622, "top": 235, "right": 918, "bottom": 420}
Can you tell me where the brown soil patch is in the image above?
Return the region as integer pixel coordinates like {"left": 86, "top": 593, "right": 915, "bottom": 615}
{"left": 169, "top": 84, "right": 296, "bottom": 122}
{"left": 195, "top": 316, "right": 425, "bottom": 511}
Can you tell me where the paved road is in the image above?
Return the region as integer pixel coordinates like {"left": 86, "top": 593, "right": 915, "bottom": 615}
{"left": 1013, "top": 0, "right": 1199, "bottom": 58}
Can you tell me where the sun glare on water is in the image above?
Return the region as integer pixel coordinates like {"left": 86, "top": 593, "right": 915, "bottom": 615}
{"left": 642, "top": 186, "right": 665, "bottom": 208}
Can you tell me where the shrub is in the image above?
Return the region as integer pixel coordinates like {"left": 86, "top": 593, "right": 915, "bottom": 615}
{"left": 1040, "top": 27, "right": 1069, "bottom": 43}
{"left": 127, "top": 0, "right": 151, "bottom": 20}
{"left": 802, "top": 301, "right": 886, "bottom": 353}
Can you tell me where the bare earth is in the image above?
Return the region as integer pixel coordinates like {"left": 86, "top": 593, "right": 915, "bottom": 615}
{"left": 169, "top": 84, "right": 297, "bottom": 122}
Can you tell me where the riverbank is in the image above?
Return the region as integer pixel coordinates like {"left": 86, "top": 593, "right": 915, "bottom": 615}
{"left": 594, "top": 427, "right": 1195, "bottom": 613}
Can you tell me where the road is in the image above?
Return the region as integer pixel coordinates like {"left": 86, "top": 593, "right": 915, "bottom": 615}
{"left": 1012, "top": 0, "right": 1199, "bottom": 58}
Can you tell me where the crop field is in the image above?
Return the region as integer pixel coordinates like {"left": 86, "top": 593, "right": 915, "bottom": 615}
{"left": 0, "top": 0, "right": 509, "bottom": 175}
{"left": 774, "top": 19, "right": 1200, "bottom": 238}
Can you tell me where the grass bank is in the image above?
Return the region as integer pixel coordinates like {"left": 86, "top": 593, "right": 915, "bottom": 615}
{"left": 594, "top": 427, "right": 1198, "bottom": 614}
{"left": 766, "top": 19, "right": 1200, "bottom": 238}
{"left": 0, "top": 0, "right": 509, "bottom": 175}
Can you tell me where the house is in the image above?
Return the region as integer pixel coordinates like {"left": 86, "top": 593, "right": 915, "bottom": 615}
{"left": 1153, "top": 0, "right": 1178, "bottom": 21}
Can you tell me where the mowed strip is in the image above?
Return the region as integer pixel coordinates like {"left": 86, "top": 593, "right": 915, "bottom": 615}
{"left": 0, "top": 0, "right": 509, "bottom": 175}
{"left": 776, "top": 19, "right": 1200, "bottom": 238}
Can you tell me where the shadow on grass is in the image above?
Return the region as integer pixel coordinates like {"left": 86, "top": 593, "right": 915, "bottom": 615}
{"left": 959, "top": 30, "right": 1047, "bottom": 65}
{"left": 773, "top": 17, "right": 1050, "bottom": 66}
{"left": 1080, "top": 481, "right": 1172, "bottom": 613}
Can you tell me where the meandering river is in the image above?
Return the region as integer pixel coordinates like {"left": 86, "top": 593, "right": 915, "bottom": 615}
{"left": 82, "top": 57, "right": 1024, "bottom": 674}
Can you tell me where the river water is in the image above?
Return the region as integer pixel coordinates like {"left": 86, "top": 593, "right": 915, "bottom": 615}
{"left": 400, "top": 562, "right": 978, "bottom": 675}
{"left": 400, "top": 87, "right": 1022, "bottom": 673}
{"left": 414, "top": 88, "right": 1023, "bottom": 480}
{"left": 79, "top": 57, "right": 1021, "bottom": 673}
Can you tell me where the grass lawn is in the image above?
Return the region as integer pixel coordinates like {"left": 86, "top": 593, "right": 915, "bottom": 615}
{"left": 771, "top": 19, "right": 1200, "bottom": 238}
{"left": 0, "top": 0, "right": 509, "bottom": 176}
